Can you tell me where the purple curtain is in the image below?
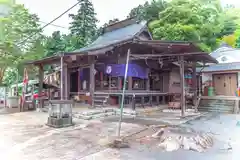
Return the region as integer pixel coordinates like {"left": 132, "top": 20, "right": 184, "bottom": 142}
{"left": 104, "top": 63, "right": 148, "bottom": 79}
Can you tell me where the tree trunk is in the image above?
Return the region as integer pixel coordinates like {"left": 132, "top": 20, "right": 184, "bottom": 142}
{"left": 0, "top": 68, "right": 6, "bottom": 85}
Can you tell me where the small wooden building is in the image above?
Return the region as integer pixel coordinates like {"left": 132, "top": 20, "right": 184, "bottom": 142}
{"left": 25, "top": 18, "right": 217, "bottom": 115}
{"left": 200, "top": 44, "right": 240, "bottom": 96}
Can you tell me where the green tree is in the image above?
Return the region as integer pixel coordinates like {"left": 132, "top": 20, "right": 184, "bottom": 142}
{"left": 128, "top": 0, "right": 167, "bottom": 21}
{"left": 69, "top": 0, "right": 98, "bottom": 44}
{"left": 0, "top": 3, "right": 43, "bottom": 85}
{"left": 44, "top": 31, "right": 84, "bottom": 57}
{"left": 148, "top": 0, "right": 229, "bottom": 51}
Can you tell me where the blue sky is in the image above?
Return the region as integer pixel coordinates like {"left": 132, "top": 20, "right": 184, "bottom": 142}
{"left": 16, "top": 0, "right": 240, "bottom": 35}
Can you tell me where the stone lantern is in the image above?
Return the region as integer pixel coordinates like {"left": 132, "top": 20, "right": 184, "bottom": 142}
{"left": 47, "top": 100, "right": 73, "bottom": 128}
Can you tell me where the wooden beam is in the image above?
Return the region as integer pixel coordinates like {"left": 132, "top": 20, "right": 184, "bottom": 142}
{"left": 131, "top": 52, "right": 207, "bottom": 58}
{"left": 179, "top": 56, "right": 185, "bottom": 117}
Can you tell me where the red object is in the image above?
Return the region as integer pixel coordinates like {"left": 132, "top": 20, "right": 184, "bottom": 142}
{"left": 23, "top": 68, "right": 28, "bottom": 84}
{"left": 33, "top": 92, "right": 47, "bottom": 99}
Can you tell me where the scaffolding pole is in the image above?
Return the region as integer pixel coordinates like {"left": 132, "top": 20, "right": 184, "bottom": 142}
{"left": 117, "top": 49, "right": 130, "bottom": 137}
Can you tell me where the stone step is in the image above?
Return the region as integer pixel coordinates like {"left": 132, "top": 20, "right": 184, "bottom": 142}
{"left": 198, "top": 99, "right": 235, "bottom": 113}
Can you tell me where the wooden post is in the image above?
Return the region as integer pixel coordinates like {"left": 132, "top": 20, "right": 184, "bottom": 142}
{"left": 118, "top": 77, "right": 122, "bottom": 90}
{"left": 109, "top": 76, "right": 111, "bottom": 90}
{"left": 100, "top": 72, "right": 104, "bottom": 89}
{"left": 128, "top": 77, "right": 132, "bottom": 90}
{"left": 156, "top": 96, "right": 160, "bottom": 104}
{"left": 179, "top": 56, "right": 185, "bottom": 117}
{"left": 38, "top": 65, "right": 44, "bottom": 108}
{"left": 161, "top": 96, "right": 165, "bottom": 104}
{"left": 64, "top": 64, "right": 69, "bottom": 99}
{"left": 192, "top": 62, "right": 197, "bottom": 112}
{"left": 90, "top": 62, "right": 95, "bottom": 107}
{"left": 149, "top": 95, "right": 153, "bottom": 106}
{"left": 132, "top": 94, "right": 136, "bottom": 110}
{"left": 146, "top": 69, "right": 150, "bottom": 90}
{"left": 60, "top": 56, "right": 64, "bottom": 100}
{"left": 78, "top": 68, "right": 81, "bottom": 93}
{"left": 141, "top": 96, "right": 145, "bottom": 107}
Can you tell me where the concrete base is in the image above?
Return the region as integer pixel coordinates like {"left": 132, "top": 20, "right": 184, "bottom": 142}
{"left": 46, "top": 117, "right": 73, "bottom": 128}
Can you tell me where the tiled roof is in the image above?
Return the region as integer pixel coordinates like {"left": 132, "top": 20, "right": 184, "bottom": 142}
{"left": 197, "top": 62, "right": 240, "bottom": 72}
{"left": 70, "top": 21, "right": 147, "bottom": 54}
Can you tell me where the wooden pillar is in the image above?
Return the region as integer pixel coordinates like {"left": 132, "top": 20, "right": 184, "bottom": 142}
{"left": 146, "top": 69, "right": 150, "bottom": 90}
{"left": 118, "top": 77, "right": 122, "bottom": 90}
{"left": 149, "top": 95, "right": 153, "bottom": 106}
{"left": 67, "top": 67, "right": 70, "bottom": 99}
{"left": 63, "top": 64, "right": 69, "bottom": 99}
{"left": 156, "top": 96, "right": 160, "bottom": 104}
{"left": 192, "top": 62, "right": 198, "bottom": 111}
{"left": 90, "top": 62, "right": 95, "bottom": 107}
{"left": 179, "top": 56, "right": 185, "bottom": 117}
{"left": 78, "top": 68, "right": 81, "bottom": 93}
{"left": 109, "top": 76, "right": 111, "bottom": 90}
{"left": 38, "top": 65, "right": 44, "bottom": 108}
{"left": 161, "top": 96, "right": 166, "bottom": 104}
{"left": 60, "top": 56, "right": 64, "bottom": 100}
{"left": 100, "top": 72, "right": 104, "bottom": 89}
{"left": 141, "top": 96, "right": 145, "bottom": 108}
{"left": 128, "top": 77, "right": 132, "bottom": 90}
{"left": 132, "top": 95, "right": 136, "bottom": 110}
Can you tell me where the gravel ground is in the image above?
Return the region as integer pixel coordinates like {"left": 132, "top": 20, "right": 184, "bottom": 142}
{"left": 0, "top": 111, "right": 239, "bottom": 159}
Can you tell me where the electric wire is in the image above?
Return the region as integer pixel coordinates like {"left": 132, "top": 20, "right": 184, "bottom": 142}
{"left": 16, "top": 1, "right": 81, "bottom": 47}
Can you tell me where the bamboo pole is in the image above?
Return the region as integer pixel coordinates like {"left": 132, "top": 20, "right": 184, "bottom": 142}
{"left": 117, "top": 49, "right": 130, "bottom": 137}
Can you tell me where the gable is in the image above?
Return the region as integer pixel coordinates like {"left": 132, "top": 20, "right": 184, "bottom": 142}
{"left": 137, "top": 30, "right": 153, "bottom": 40}
{"left": 71, "top": 20, "right": 148, "bottom": 54}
